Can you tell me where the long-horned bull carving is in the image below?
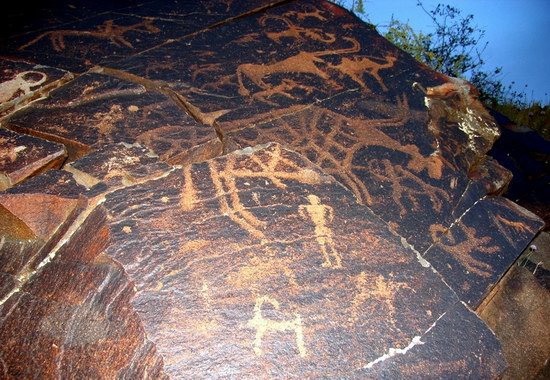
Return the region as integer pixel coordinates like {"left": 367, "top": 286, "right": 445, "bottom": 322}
{"left": 237, "top": 37, "right": 361, "bottom": 97}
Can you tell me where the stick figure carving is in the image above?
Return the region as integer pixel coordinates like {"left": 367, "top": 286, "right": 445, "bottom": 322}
{"left": 299, "top": 194, "right": 342, "bottom": 268}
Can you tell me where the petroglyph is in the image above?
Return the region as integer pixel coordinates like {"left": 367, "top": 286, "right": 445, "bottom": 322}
{"left": 0, "top": 139, "right": 26, "bottom": 165}
{"left": 366, "top": 159, "right": 449, "bottom": 217}
{"left": 299, "top": 195, "right": 342, "bottom": 268}
{"left": 190, "top": 63, "right": 224, "bottom": 82}
{"left": 234, "top": 95, "right": 445, "bottom": 213}
{"left": 328, "top": 54, "right": 397, "bottom": 92}
{"left": 351, "top": 272, "right": 411, "bottom": 323}
{"left": 259, "top": 15, "right": 336, "bottom": 44}
{"left": 247, "top": 296, "right": 306, "bottom": 357}
{"left": 207, "top": 145, "right": 325, "bottom": 240}
{"left": 495, "top": 214, "right": 533, "bottom": 234}
{"left": 236, "top": 37, "right": 360, "bottom": 97}
{"left": 0, "top": 71, "right": 47, "bottom": 103}
{"left": 226, "top": 255, "right": 299, "bottom": 290}
{"left": 438, "top": 224, "right": 500, "bottom": 278}
{"left": 92, "top": 104, "right": 125, "bottom": 141}
{"left": 284, "top": 6, "right": 328, "bottom": 21}
{"left": 19, "top": 18, "right": 160, "bottom": 52}
{"left": 180, "top": 165, "right": 197, "bottom": 212}
{"left": 250, "top": 79, "right": 316, "bottom": 105}
{"left": 209, "top": 158, "right": 267, "bottom": 240}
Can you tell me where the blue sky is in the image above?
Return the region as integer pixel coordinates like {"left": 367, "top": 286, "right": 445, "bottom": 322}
{"left": 340, "top": 0, "right": 550, "bottom": 104}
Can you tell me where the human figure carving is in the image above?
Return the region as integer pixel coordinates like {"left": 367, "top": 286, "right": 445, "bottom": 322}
{"left": 299, "top": 194, "right": 342, "bottom": 268}
{"left": 247, "top": 296, "right": 306, "bottom": 357}
{"left": 19, "top": 18, "right": 160, "bottom": 52}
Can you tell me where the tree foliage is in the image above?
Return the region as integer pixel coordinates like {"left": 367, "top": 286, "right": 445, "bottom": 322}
{"left": 331, "top": 0, "right": 548, "bottom": 137}
{"left": 382, "top": 2, "right": 507, "bottom": 105}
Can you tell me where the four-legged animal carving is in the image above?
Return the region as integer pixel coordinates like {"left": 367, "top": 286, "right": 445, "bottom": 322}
{"left": 19, "top": 19, "right": 160, "bottom": 52}
{"left": 259, "top": 15, "right": 336, "bottom": 44}
{"left": 329, "top": 54, "right": 397, "bottom": 92}
{"left": 236, "top": 37, "right": 360, "bottom": 97}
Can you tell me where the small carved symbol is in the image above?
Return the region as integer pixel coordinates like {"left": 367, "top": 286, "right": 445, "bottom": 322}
{"left": 0, "top": 71, "right": 47, "bottom": 103}
{"left": 438, "top": 224, "right": 500, "bottom": 278}
{"left": 285, "top": 6, "right": 328, "bottom": 21}
{"left": 352, "top": 273, "right": 411, "bottom": 323}
{"left": 180, "top": 165, "right": 197, "bottom": 211}
{"left": 92, "top": 104, "right": 124, "bottom": 141}
{"left": 247, "top": 296, "right": 306, "bottom": 357}
{"left": 299, "top": 194, "right": 342, "bottom": 268}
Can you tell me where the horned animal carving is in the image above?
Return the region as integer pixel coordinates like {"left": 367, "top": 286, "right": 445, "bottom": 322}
{"left": 329, "top": 54, "right": 397, "bottom": 92}
{"left": 236, "top": 37, "right": 360, "bottom": 97}
{"left": 259, "top": 15, "right": 336, "bottom": 44}
{"left": 19, "top": 19, "right": 160, "bottom": 52}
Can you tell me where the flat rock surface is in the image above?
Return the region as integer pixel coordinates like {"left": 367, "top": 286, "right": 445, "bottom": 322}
{"left": 479, "top": 264, "right": 550, "bottom": 380}
{"left": 0, "top": 127, "right": 66, "bottom": 190}
{"left": 0, "top": 0, "right": 546, "bottom": 378}
{"left": 0, "top": 58, "right": 72, "bottom": 118}
{"left": 102, "top": 143, "right": 504, "bottom": 378}
{"left": 423, "top": 197, "right": 543, "bottom": 307}
{"left": 3, "top": 0, "right": 288, "bottom": 72}
{"left": 5, "top": 72, "right": 221, "bottom": 164}
{"left": 111, "top": 0, "right": 443, "bottom": 132}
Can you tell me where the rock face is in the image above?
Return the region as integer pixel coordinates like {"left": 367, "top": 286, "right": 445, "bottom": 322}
{"left": 0, "top": 0, "right": 545, "bottom": 378}
{"left": 0, "top": 128, "right": 66, "bottom": 190}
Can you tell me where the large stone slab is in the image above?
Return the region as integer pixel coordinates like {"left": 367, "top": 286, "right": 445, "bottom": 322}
{"left": 0, "top": 127, "right": 66, "bottom": 190}
{"left": 0, "top": 142, "right": 173, "bottom": 304}
{"left": 0, "top": 142, "right": 176, "bottom": 378}
{"left": 224, "top": 76, "right": 544, "bottom": 304}
{"left": 4, "top": 0, "right": 289, "bottom": 72}
{"left": 225, "top": 80, "right": 501, "bottom": 250}
{"left": 0, "top": 170, "right": 86, "bottom": 301}
{"left": 0, "top": 58, "right": 72, "bottom": 118}
{"left": 5, "top": 72, "right": 221, "bottom": 164}
{"left": 111, "top": 0, "right": 443, "bottom": 131}
{"left": 0, "top": 205, "right": 167, "bottom": 379}
{"left": 100, "top": 143, "right": 504, "bottom": 377}
{"left": 423, "top": 197, "right": 544, "bottom": 307}
{"left": 479, "top": 264, "right": 550, "bottom": 380}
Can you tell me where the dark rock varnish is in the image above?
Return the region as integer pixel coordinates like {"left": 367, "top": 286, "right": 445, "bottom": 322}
{"left": 0, "top": 0, "right": 545, "bottom": 378}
